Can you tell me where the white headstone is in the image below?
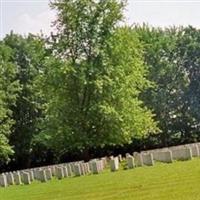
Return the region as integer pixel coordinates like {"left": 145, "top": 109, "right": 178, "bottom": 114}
{"left": 142, "top": 153, "right": 154, "bottom": 166}
{"left": 38, "top": 170, "right": 47, "bottom": 182}
{"left": 125, "top": 153, "right": 131, "bottom": 158}
{"left": 80, "top": 163, "right": 86, "bottom": 176}
{"left": 62, "top": 166, "right": 69, "bottom": 177}
{"left": 21, "top": 172, "right": 31, "bottom": 185}
{"left": 91, "top": 161, "right": 100, "bottom": 174}
{"left": 66, "top": 164, "right": 73, "bottom": 176}
{"left": 134, "top": 152, "right": 144, "bottom": 167}
{"left": 6, "top": 172, "right": 15, "bottom": 185}
{"left": 0, "top": 174, "right": 8, "bottom": 187}
{"left": 55, "top": 167, "right": 64, "bottom": 180}
{"left": 153, "top": 150, "right": 173, "bottom": 163}
{"left": 187, "top": 144, "right": 199, "bottom": 157}
{"left": 171, "top": 147, "right": 192, "bottom": 161}
{"left": 33, "top": 169, "right": 41, "bottom": 180}
{"left": 13, "top": 171, "right": 22, "bottom": 185}
{"left": 101, "top": 157, "right": 107, "bottom": 167}
{"left": 74, "top": 164, "right": 82, "bottom": 176}
{"left": 110, "top": 157, "right": 119, "bottom": 172}
{"left": 45, "top": 168, "right": 52, "bottom": 180}
{"left": 118, "top": 154, "right": 123, "bottom": 162}
{"left": 25, "top": 170, "right": 34, "bottom": 182}
{"left": 51, "top": 166, "right": 56, "bottom": 176}
{"left": 127, "top": 156, "right": 135, "bottom": 169}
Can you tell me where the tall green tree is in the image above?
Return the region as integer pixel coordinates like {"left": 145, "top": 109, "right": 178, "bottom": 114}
{"left": 135, "top": 25, "right": 200, "bottom": 146}
{"left": 175, "top": 26, "right": 200, "bottom": 142}
{"left": 38, "top": 0, "right": 158, "bottom": 160}
{"left": 0, "top": 43, "right": 20, "bottom": 163}
{"left": 3, "top": 33, "right": 47, "bottom": 168}
{"left": 135, "top": 26, "right": 185, "bottom": 146}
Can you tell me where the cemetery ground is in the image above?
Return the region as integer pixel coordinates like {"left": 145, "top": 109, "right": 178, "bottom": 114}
{"left": 1, "top": 159, "right": 200, "bottom": 200}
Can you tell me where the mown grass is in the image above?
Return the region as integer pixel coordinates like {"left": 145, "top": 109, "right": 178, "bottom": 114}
{"left": 1, "top": 158, "right": 200, "bottom": 200}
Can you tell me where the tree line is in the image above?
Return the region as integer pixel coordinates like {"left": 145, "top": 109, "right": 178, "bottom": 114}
{"left": 0, "top": 0, "right": 200, "bottom": 171}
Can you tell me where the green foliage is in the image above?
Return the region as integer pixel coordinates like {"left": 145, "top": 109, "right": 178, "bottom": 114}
{"left": 1, "top": 1, "right": 200, "bottom": 169}
{"left": 50, "top": 0, "right": 127, "bottom": 60}
{"left": 0, "top": 43, "right": 20, "bottom": 162}
{"left": 37, "top": 0, "right": 157, "bottom": 159}
{"left": 3, "top": 33, "right": 47, "bottom": 168}
{"left": 175, "top": 26, "right": 200, "bottom": 141}
{"left": 135, "top": 25, "right": 200, "bottom": 146}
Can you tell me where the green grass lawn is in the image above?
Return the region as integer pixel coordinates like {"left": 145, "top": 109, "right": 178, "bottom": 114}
{"left": 1, "top": 159, "right": 200, "bottom": 200}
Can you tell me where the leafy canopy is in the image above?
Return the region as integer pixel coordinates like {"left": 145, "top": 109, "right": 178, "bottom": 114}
{"left": 37, "top": 0, "right": 158, "bottom": 158}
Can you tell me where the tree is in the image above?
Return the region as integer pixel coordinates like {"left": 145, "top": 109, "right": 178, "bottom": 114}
{"left": 37, "top": 0, "right": 158, "bottom": 160}
{"left": 134, "top": 25, "right": 184, "bottom": 146}
{"left": 0, "top": 42, "right": 20, "bottom": 164}
{"left": 174, "top": 26, "right": 200, "bottom": 142}
{"left": 135, "top": 25, "right": 200, "bottom": 146}
{"left": 3, "top": 33, "right": 47, "bottom": 168}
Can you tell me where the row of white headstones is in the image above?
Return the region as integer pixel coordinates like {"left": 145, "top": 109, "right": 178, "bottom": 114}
{"left": 0, "top": 142, "right": 199, "bottom": 188}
